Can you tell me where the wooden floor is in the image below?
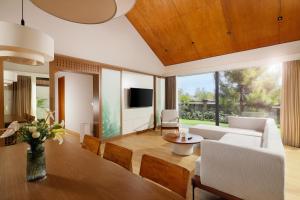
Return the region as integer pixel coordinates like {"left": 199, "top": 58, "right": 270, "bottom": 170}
{"left": 66, "top": 130, "right": 300, "bottom": 200}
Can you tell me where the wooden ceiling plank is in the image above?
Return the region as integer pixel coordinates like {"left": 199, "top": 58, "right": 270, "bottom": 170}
{"left": 129, "top": 0, "right": 199, "bottom": 65}
{"left": 127, "top": 0, "right": 300, "bottom": 66}
{"left": 280, "top": 0, "right": 300, "bottom": 43}
{"left": 127, "top": 4, "right": 172, "bottom": 65}
{"left": 221, "top": 0, "right": 280, "bottom": 51}
{"left": 177, "top": 0, "right": 235, "bottom": 58}
{"left": 150, "top": 16, "right": 199, "bottom": 64}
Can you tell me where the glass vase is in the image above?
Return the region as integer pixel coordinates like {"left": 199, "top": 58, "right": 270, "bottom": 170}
{"left": 26, "top": 143, "right": 46, "bottom": 181}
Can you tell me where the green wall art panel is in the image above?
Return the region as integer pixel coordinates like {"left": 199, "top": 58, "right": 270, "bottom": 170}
{"left": 101, "top": 69, "right": 121, "bottom": 139}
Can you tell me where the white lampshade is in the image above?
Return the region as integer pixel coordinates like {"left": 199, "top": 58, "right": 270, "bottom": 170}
{"left": 31, "top": 0, "right": 136, "bottom": 24}
{"left": 0, "top": 21, "right": 54, "bottom": 66}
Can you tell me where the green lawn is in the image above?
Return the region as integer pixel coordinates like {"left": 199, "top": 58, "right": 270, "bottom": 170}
{"left": 179, "top": 119, "right": 229, "bottom": 127}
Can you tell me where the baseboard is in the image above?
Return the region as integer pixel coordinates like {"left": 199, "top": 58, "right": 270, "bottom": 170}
{"left": 135, "top": 128, "right": 155, "bottom": 134}
{"left": 103, "top": 128, "right": 155, "bottom": 142}
{"left": 102, "top": 131, "right": 136, "bottom": 142}
{"left": 65, "top": 129, "right": 80, "bottom": 137}
{"left": 66, "top": 127, "right": 156, "bottom": 142}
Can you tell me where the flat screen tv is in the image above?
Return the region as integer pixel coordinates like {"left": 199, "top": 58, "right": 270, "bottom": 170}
{"left": 129, "top": 88, "right": 153, "bottom": 107}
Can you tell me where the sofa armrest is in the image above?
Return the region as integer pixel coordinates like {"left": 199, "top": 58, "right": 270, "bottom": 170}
{"left": 200, "top": 140, "right": 285, "bottom": 200}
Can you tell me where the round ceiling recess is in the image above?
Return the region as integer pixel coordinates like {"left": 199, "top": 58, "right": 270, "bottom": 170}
{"left": 31, "top": 0, "right": 118, "bottom": 24}
{"left": 31, "top": 0, "right": 137, "bottom": 24}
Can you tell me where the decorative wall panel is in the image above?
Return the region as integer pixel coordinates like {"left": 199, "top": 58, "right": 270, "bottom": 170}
{"left": 101, "top": 68, "right": 121, "bottom": 139}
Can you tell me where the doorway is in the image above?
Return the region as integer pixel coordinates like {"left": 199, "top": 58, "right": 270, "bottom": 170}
{"left": 58, "top": 76, "right": 65, "bottom": 123}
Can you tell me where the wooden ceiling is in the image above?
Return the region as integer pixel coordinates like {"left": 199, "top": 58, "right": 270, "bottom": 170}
{"left": 126, "top": 0, "right": 300, "bottom": 66}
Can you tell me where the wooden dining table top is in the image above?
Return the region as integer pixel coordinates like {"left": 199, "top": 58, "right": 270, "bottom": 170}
{"left": 0, "top": 139, "right": 183, "bottom": 200}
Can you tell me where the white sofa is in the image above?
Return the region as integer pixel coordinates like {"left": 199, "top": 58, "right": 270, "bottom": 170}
{"left": 190, "top": 116, "right": 285, "bottom": 200}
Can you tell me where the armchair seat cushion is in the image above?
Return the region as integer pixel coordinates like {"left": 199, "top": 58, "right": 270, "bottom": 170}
{"left": 161, "top": 122, "right": 179, "bottom": 128}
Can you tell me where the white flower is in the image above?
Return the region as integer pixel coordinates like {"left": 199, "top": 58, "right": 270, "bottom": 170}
{"left": 42, "top": 137, "right": 47, "bottom": 141}
{"left": 46, "top": 110, "right": 55, "bottom": 120}
{"left": 32, "top": 131, "right": 40, "bottom": 138}
{"left": 60, "top": 120, "right": 65, "bottom": 128}
{"left": 53, "top": 134, "right": 63, "bottom": 144}
{"left": 28, "top": 126, "right": 37, "bottom": 133}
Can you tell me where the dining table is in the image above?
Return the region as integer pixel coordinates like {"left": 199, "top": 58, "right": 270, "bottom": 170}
{"left": 0, "top": 138, "right": 183, "bottom": 200}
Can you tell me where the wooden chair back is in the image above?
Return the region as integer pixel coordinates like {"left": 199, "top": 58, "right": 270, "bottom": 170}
{"left": 139, "top": 154, "right": 189, "bottom": 198}
{"left": 103, "top": 142, "right": 133, "bottom": 171}
{"left": 81, "top": 135, "right": 101, "bottom": 155}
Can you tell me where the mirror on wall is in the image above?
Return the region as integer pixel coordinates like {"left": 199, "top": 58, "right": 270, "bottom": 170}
{"left": 3, "top": 62, "right": 49, "bottom": 127}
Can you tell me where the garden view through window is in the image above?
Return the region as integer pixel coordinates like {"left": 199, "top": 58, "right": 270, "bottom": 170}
{"left": 177, "top": 64, "right": 282, "bottom": 127}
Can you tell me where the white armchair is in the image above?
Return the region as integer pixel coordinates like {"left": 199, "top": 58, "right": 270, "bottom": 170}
{"left": 160, "top": 110, "right": 179, "bottom": 135}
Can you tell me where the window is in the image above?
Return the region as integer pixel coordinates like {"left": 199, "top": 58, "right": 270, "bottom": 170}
{"left": 177, "top": 64, "right": 282, "bottom": 127}
{"left": 219, "top": 64, "right": 282, "bottom": 125}
{"left": 177, "top": 73, "right": 216, "bottom": 127}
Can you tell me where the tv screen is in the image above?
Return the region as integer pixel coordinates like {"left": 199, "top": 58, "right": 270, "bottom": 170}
{"left": 129, "top": 88, "right": 153, "bottom": 107}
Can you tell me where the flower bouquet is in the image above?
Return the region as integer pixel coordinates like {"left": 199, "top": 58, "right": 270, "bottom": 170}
{"left": 18, "top": 111, "right": 65, "bottom": 181}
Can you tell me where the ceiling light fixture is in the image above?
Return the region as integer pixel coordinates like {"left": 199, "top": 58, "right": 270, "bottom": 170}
{"left": 30, "top": 0, "right": 136, "bottom": 24}
{"left": 0, "top": 0, "right": 54, "bottom": 66}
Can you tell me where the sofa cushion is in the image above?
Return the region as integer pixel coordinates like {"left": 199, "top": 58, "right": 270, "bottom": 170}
{"left": 161, "top": 122, "right": 179, "bottom": 128}
{"left": 189, "top": 124, "right": 262, "bottom": 140}
{"left": 219, "top": 133, "right": 261, "bottom": 148}
{"left": 228, "top": 116, "right": 267, "bottom": 132}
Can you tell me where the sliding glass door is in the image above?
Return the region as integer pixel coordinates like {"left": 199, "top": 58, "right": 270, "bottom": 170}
{"left": 177, "top": 73, "right": 216, "bottom": 127}
{"left": 219, "top": 65, "right": 282, "bottom": 125}
{"left": 177, "top": 64, "right": 282, "bottom": 127}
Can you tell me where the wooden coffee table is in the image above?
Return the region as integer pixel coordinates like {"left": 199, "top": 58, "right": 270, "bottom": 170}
{"left": 163, "top": 134, "right": 203, "bottom": 156}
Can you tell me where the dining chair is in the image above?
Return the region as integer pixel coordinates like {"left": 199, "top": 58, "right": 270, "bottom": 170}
{"left": 161, "top": 109, "right": 180, "bottom": 135}
{"left": 139, "top": 154, "right": 190, "bottom": 198}
{"left": 81, "top": 134, "right": 101, "bottom": 155}
{"left": 103, "top": 142, "right": 133, "bottom": 171}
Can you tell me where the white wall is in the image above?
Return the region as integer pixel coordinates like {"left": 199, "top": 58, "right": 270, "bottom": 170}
{"left": 55, "top": 72, "right": 93, "bottom": 135}
{"left": 164, "top": 40, "right": 300, "bottom": 76}
{"left": 122, "top": 72, "right": 154, "bottom": 134}
{"left": 0, "top": 0, "right": 164, "bottom": 75}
